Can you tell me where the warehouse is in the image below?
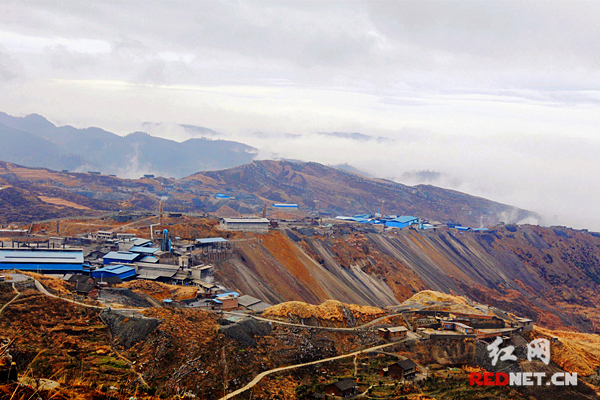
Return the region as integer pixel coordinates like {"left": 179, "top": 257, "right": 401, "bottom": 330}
{"left": 129, "top": 246, "right": 159, "bottom": 255}
{"left": 219, "top": 218, "right": 269, "bottom": 233}
{"left": 0, "top": 248, "right": 84, "bottom": 273}
{"left": 103, "top": 251, "right": 143, "bottom": 265}
{"left": 385, "top": 216, "right": 419, "bottom": 229}
{"left": 92, "top": 264, "right": 136, "bottom": 281}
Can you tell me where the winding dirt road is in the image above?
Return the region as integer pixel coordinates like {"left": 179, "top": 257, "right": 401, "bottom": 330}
{"left": 226, "top": 310, "right": 407, "bottom": 332}
{"left": 218, "top": 336, "right": 415, "bottom": 400}
{"left": 0, "top": 282, "right": 21, "bottom": 317}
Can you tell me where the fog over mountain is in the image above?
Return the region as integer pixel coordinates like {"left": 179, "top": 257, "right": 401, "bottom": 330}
{"left": 0, "top": 112, "right": 256, "bottom": 178}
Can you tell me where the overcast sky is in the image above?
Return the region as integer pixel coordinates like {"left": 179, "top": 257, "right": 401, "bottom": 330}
{"left": 1, "top": 1, "right": 600, "bottom": 229}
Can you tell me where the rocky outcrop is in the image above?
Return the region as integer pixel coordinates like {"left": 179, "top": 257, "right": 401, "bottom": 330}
{"left": 100, "top": 310, "right": 161, "bottom": 349}
{"left": 219, "top": 318, "right": 271, "bottom": 347}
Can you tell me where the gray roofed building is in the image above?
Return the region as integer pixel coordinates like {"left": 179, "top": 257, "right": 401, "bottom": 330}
{"left": 238, "top": 295, "right": 262, "bottom": 308}
{"left": 247, "top": 301, "right": 271, "bottom": 312}
{"left": 219, "top": 218, "right": 269, "bottom": 233}
{"left": 131, "top": 238, "right": 152, "bottom": 247}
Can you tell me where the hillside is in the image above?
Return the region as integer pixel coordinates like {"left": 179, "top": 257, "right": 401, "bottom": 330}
{"left": 0, "top": 159, "right": 539, "bottom": 226}
{"left": 183, "top": 160, "right": 539, "bottom": 226}
{"left": 216, "top": 224, "right": 600, "bottom": 335}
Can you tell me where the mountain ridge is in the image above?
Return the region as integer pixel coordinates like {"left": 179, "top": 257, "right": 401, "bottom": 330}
{"left": 0, "top": 112, "right": 257, "bottom": 178}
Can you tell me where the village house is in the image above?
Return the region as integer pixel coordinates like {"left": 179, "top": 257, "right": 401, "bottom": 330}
{"left": 378, "top": 326, "right": 408, "bottom": 340}
{"left": 324, "top": 378, "right": 358, "bottom": 398}
{"left": 380, "top": 359, "right": 418, "bottom": 380}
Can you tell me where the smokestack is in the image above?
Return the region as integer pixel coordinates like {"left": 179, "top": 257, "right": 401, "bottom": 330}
{"left": 159, "top": 200, "right": 164, "bottom": 225}
{"left": 262, "top": 204, "right": 267, "bottom": 219}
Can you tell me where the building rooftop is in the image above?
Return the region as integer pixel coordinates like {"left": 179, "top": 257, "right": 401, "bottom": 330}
{"left": 330, "top": 378, "right": 357, "bottom": 391}
{"left": 195, "top": 237, "right": 228, "bottom": 244}
{"left": 94, "top": 264, "right": 135, "bottom": 275}
{"left": 103, "top": 251, "right": 139, "bottom": 262}
{"left": 221, "top": 218, "right": 269, "bottom": 223}
{"left": 388, "top": 216, "right": 418, "bottom": 223}
{"left": 129, "top": 246, "right": 159, "bottom": 254}
{"left": 396, "top": 359, "right": 418, "bottom": 371}
{"left": 139, "top": 255, "right": 159, "bottom": 263}
{"left": 238, "top": 295, "right": 262, "bottom": 307}
{"left": 388, "top": 326, "right": 409, "bottom": 332}
{"left": 0, "top": 248, "right": 84, "bottom": 264}
{"left": 131, "top": 238, "right": 152, "bottom": 247}
{"left": 453, "top": 322, "right": 473, "bottom": 329}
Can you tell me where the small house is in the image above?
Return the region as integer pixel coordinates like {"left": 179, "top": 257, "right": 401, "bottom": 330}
{"left": 514, "top": 318, "right": 534, "bottom": 332}
{"left": 212, "top": 292, "right": 239, "bottom": 309}
{"left": 440, "top": 320, "right": 455, "bottom": 330}
{"left": 378, "top": 326, "right": 408, "bottom": 340}
{"left": 381, "top": 359, "right": 418, "bottom": 380}
{"left": 324, "top": 378, "right": 357, "bottom": 398}
{"left": 453, "top": 322, "right": 475, "bottom": 334}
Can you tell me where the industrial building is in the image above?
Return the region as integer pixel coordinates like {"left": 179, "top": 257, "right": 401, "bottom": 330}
{"left": 92, "top": 265, "right": 136, "bottom": 281}
{"left": 272, "top": 203, "right": 299, "bottom": 208}
{"left": 219, "top": 218, "right": 269, "bottom": 233}
{"left": 378, "top": 326, "right": 408, "bottom": 340}
{"left": 385, "top": 216, "right": 419, "bottom": 229}
{"left": 0, "top": 248, "right": 84, "bottom": 273}
{"left": 97, "top": 231, "right": 115, "bottom": 240}
{"left": 103, "top": 251, "right": 143, "bottom": 265}
{"left": 212, "top": 291, "right": 239, "bottom": 309}
{"left": 129, "top": 246, "right": 159, "bottom": 255}
{"left": 195, "top": 237, "right": 228, "bottom": 247}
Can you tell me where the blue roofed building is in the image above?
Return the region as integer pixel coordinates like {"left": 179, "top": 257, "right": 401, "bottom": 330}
{"left": 103, "top": 251, "right": 142, "bottom": 265}
{"left": 0, "top": 248, "right": 84, "bottom": 273}
{"left": 385, "top": 216, "right": 419, "bottom": 229}
{"left": 129, "top": 246, "right": 160, "bottom": 255}
{"left": 92, "top": 264, "right": 136, "bottom": 281}
{"left": 272, "top": 203, "right": 299, "bottom": 208}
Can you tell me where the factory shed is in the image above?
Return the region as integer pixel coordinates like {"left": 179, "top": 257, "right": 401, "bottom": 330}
{"left": 385, "top": 216, "right": 419, "bottom": 229}
{"left": 272, "top": 203, "right": 299, "bottom": 208}
{"left": 219, "top": 218, "right": 269, "bottom": 233}
{"left": 129, "top": 246, "right": 159, "bottom": 255}
{"left": 0, "top": 248, "right": 84, "bottom": 273}
{"left": 92, "top": 265, "right": 136, "bottom": 281}
{"left": 238, "top": 295, "right": 262, "bottom": 308}
{"left": 215, "top": 194, "right": 230, "bottom": 199}
{"left": 136, "top": 262, "right": 180, "bottom": 283}
{"left": 131, "top": 238, "right": 152, "bottom": 247}
{"left": 103, "top": 251, "right": 141, "bottom": 265}
{"left": 195, "top": 237, "right": 228, "bottom": 245}
{"left": 138, "top": 255, "right": 159, "bottom": 263}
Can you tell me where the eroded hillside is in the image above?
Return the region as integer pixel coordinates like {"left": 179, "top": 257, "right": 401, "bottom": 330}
{"left": 217, "top": 224, "right": 600, "bottom": 334}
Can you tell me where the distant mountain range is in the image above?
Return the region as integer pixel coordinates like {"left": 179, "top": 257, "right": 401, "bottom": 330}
{"left": 0, "top": 112, "right": 256, "bottom": 178}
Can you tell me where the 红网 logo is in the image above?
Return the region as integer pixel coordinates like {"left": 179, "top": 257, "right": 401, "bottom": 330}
{"left": 469, "top": 337, "right": 578, "bottom": 386}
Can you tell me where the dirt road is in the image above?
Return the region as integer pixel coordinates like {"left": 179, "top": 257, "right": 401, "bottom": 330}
{"left": 218, "top": 335, "right": 415, "bottom": 400}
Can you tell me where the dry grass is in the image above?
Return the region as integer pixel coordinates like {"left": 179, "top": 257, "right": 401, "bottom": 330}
{"left": 533, "top": 326, "right": 600, "bottom": 376}
{"left": 19, "top": 271, "right": 72, "bottom": 294}
{"left": 119, "top": 280, "right": 198, "bottom": 301}
{"left": 263, "top": 299, "right": 387, "bottom": 326}
{"left": 401, "top": 290, "right": 484, "bottom": 315}
{"left": 37, "top": 196, "right": 90, "bottom": 210}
